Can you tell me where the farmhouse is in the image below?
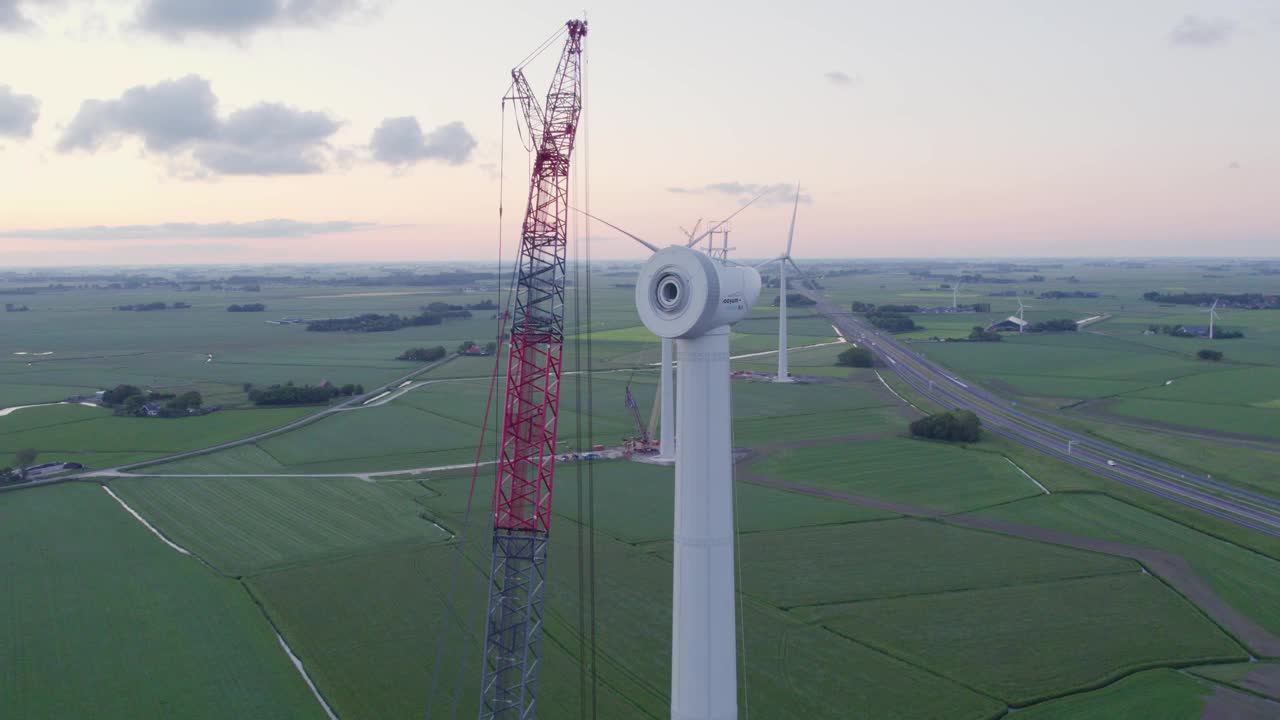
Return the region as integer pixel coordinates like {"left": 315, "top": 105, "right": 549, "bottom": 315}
{"left": 987, "top": 317, "right": 1029, "bottom": 332}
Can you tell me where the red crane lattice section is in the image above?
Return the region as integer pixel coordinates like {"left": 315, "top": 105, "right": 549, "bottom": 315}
{"left": 492, "top": 21, "right": 586, "bottom": 535}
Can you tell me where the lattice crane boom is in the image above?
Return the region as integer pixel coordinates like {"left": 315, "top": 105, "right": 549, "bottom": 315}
{"left": 479, "top": 19, "right": 587, "bottom": 720}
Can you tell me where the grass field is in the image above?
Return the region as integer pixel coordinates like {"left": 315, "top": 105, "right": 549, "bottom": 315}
{"left": 251, "top": 522, "right": 1006, "bottom": 719}
{"left": 809, "top": 573, "right": 1245, "bottom": 705}
{"left": 110, "top": 476, "right": 452, "bottom": 575}
{"left": 0, "top": 483, "right": 322, "bottom": 719}
{"left": 1013, "top": 669, "right": 1212, "bottom": 719}
{"left": 974, "top": 493, "right": 1280, "bottom": 638}
{"left": 7, "top": 261, "right": 1280, "bottom": 718}
{"left": 748, "top": 438, "right": 1044, "bottom": 512}
{"left": 0, "top": 403, "right": 311, "bottom": 469}
{"left": 735, "top": 519, "right": 1137, "bottom": 608}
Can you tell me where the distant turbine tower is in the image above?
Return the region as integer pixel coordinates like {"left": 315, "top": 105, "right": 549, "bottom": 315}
{"left": 1017, "top": 297, "right": 1032, "bottom": 333}
{"left": 1206, "top": 298, "right": 1219, "bottom": 339}
{"left": 951, "top": 280, "right": 962, "bottom": 310}
{"left": 755, "top": 184, "right": 803, "bottom": 383}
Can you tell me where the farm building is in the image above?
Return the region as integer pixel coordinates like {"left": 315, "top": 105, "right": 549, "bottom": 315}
{"left": 987, "top": 317, "right": 1029, "bottom": 332}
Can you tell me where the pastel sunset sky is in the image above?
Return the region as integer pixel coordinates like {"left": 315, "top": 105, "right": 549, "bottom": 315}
{"left": 0, "top": 0, "right": 1276, "bottom": 265}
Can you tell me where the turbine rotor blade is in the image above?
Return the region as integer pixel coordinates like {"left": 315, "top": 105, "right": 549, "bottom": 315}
{"left": 753, "top": 254, "right": 786, "bottom": 269}
{"left": 572, "top": 208, "right": 659, "bottom": 253}
{"left": 785, "top": 184, "right": 801, "bottom": 256}
{"left": 687, "top": 190, "right": 768, "bottom": 248}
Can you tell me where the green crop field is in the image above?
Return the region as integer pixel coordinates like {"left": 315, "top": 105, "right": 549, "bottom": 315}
{"left": 736, "top": 519, "right": 1137, "bottom": 608}
{"left": 251, "top": 522, "right": 1005, "bottom": 720}
{"left": 0, "top": 483, "right": 322, "bottom": 719}
{"left": 5, "top": 260, "right": 1280, "bottom": 719}
{"left": 110, "top": 476, "right": 453, "bottom": 575}
{"left": 748, "top": 438, "right": 1044, "bottom": 512}
{"left": 809, "top": 573, "right": 1245, "bottom": 705}
{"left": 0, "top": 403, "right": 311, "bottom": 469}
{"left": 973, "top": 493, "right": 1280, "bottom": 639}
{"left": 1012, "top": 669, "right": 1213, "bottom": 719}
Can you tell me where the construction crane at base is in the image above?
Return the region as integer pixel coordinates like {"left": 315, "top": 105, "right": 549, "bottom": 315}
{"left": 623, "top": 383, "right": 658, "bottom": 456}
{"left": 479, "top": 19, "right": 587, "bottom": 720}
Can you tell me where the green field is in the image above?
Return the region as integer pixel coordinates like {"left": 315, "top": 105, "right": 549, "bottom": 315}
{"left": 251, "top": 522, "right": 1006, "bottom": 719}
{"left": 0, "top": 483, "right": 322, "bottom": 719}
{"left": 974, "top": 493, "right": 1280, "bottom": 639}
{"left": 6, "top": 260, "right": 1280, "bottom": 719}
{"left": 0, "top": 403, "right": 311, "bottom": 469}
{"left": 1013, "top": 669, "right": 1212, "bottom": 719}
{"left": 748, "top": 437, "right": 1044, "bottom": 512}
{"left": 110, "top": 476, "right": 453, "bottom": 575}
{"left": 808, "top": 573, "right": 1245, "bottom": 705}
{"left": 735, "top": 519, "right": 1137, "bottom": 608}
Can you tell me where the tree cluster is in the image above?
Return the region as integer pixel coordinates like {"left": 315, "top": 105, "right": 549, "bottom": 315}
{"left": 466, "top": 299, "right": 498, "bottom": 310}
{"left": 227, "top": 303, "right": 266, "bottom": 312}
{"left": 866, "top": 312, "right": 919, "bottom": 333}
{"left": 398, "top": 346, "right": 448, "bottom": 362}
{"left": 771, "top": 293, "right": 818, "bottom": 307}
{"left": 1148, "top": 324, "right": 1244, "bottom": 339}
{"left": 248, "top": 382, "right": 363, "bottom": 406}
{"left": 1039, "top": 290, "right": 1098, "bottom": 299}
{"left": 910, "top": 410, "right": 982, "bottom": 443}
{"left": 4, "top": 303, "right": 30, "bottom": 312}
{"left": 968, "top": 326, "right": 1003, "bottom": 342}
{"left": 422, "top": 302, "right": 473, "bottom": 320}
{"left": 102, "top": 384, "right": 205, "bottom": 417}
{"left": 835, "top": 346, "right": 873, "bottom": 367}
{"left": 306, "top": 312, "right": 444, "bottom": 332}
{"left": 1197, "top": 349, "right": 1224, "bottom": 361}
{"left": 1025, "top": 318, "right": 1078, "bottom": 333}
{"left": 1142, "top": 291, "right": 1277, "bottom": 308}
{"left": 114, "top": 302, "right": 189, "bottom": 311}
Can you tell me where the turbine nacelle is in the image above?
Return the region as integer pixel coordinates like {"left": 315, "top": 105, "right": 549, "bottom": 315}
{"left": 637, "top": 246, "right": 762, "bottom": 339}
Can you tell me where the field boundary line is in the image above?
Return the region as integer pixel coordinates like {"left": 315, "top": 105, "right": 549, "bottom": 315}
{"left": 874, "top": 370, "right": 924, "bottom": 413}
{"left": 1005, "top": 457, "right": 1050, "bottom": 494}
{"left": 276, "top": 631, "right": 340, "bottom": 720}
{"left": 102, "top": 485, "right": 193, "bottom": 556}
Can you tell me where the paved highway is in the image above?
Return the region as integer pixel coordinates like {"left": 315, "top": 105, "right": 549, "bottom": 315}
{"left": 808, "top": 296, "right": 1280, "bottom": 539}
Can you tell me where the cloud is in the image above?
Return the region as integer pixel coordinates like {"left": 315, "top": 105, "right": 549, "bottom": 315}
{"left": 1228, "top": 161, "right": 1240, "bottom": 169}
{"left": 138, "top": 0, "right": 370, "bottom": 38}
{"left": 57, "top": 75, "right": 219, "bottom": 152}
{"left": 370, "top": 117, "right": 477, "bottom": 167}
{"left": 194, "top": 102, "right": 340, "bottom": 174}
{"left": 0, "top": 219, "right": 377, "bottom": 240}
{"left": 57, "top": 75, "right": 342, "bottom": 175}
{"left": 0, "top": 85, "right": 39, "bottom": 138}
{"left": 667, "top": 182, "right": 812, "bottom": 205}
{"left": 1170, "top": 15, "right": 1234, "bottom": 47}
{"left": 824, "top": 70, "right": 857, "bottom": 87}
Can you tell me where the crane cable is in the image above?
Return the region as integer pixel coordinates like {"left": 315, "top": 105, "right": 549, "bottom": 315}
{"left": 572, "top": 30, "right": 600, "bottom": 718}
{"left": 423, "top": 95, "right": 520, "bottom": 720}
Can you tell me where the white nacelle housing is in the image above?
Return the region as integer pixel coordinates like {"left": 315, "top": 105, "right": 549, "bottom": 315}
{"left": 636, "top": 246, "right": 763, "bottom": 339}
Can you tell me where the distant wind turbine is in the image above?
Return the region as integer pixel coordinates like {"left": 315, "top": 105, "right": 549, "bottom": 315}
{"left": 1017, "top": 297, "right": 1032, "bottom": 333}
{"left": 952, "top": 280, "right": 962, "bottom": 310}
{"left": 1206, "top": 299, "right": 1219, "bottom": 339}
{"left": 756, "top": 184, "right": 803, "bottom": 383}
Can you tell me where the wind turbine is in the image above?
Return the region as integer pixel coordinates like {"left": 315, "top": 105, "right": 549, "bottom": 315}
{"left": 951, "top": 280, "right": 962, "bottom": 310}
{"left": 1206, "top": 299, "right": 1219, "bottom": 339}
{"left": 756, "top": 184, "right": 803, "bottom": 383}
{"left": 579, "top": 194, "right": 764, "bottom": 720}
{"left": 1017, "top": 297, "right": 1032, "bottom": 333}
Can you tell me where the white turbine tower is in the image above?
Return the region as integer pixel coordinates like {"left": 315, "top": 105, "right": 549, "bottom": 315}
{"left": 581, "top": 195, "right": 764, "bottom": 720}
{"left": 952, "top": 280, "right": 962, "bottom": 310}
{"left": 1017, "top": 297, "right": 1032, "bottom": 333}
{"left": 1206, "top": 299, "right": 1219, "bottom": 339}
{"left": 756, "top": 185, "right": 803, "bottom": 383}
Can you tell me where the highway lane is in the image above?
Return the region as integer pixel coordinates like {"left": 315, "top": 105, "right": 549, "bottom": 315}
{"left": 807, "top": 297, "right": 1280, "bottom": 539}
